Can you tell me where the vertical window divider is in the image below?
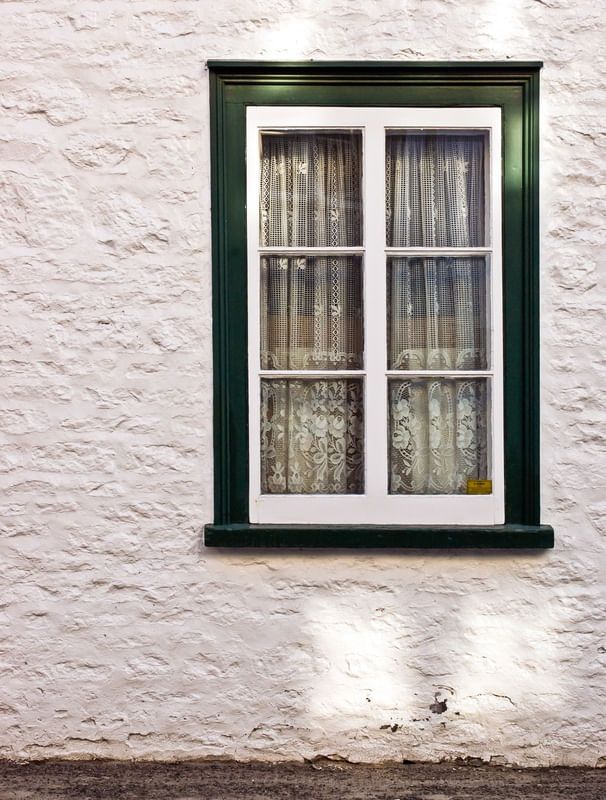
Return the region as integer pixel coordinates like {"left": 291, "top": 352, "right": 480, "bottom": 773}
{"left": 363, "top": 119, "right": 389, "bottom": 500}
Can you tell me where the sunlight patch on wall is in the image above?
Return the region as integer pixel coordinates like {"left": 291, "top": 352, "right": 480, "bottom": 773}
{"left": 256, "top": 15, "right": 315, "bottom": 58}
{"left": 302, "top": 595, "right": 415, "bottom": 721}
{"left": 481, "top": 0, "right": 526, "bottom": 48}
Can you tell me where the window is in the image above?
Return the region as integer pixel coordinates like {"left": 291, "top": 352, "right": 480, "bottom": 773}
{"left": 205, "top": 62, "right": 553, "bottom": 548}
{"left": 248, "top": 107, "right": 502, "bottom": 527}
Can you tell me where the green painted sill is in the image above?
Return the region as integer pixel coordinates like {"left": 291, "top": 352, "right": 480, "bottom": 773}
{"left": 204, "top": 524, "right": 554, "bottom": 549}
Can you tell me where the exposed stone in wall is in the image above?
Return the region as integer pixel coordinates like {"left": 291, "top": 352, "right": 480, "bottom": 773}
{"left": 0, "top": 0, "right": 604, "bottom": 768}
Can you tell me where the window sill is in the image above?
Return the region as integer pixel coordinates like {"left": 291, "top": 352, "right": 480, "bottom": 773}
{"left": 204, "top": 523, "right": 554, "bottom": 549}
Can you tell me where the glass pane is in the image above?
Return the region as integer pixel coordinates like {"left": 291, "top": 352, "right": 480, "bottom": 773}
{"left": 389, "top": 378, "right": 488, "bottom": 494}
{"left": 260, "top": 130, "right": 362, "bottom": 247}
{"left": 386, "top": 132, "right": 487, "bottom": 247}
{"left": 261, "top": 256, "right": 363, "bottom": 370}
{"left": 261, "top": 378, "right": 364, "bottom": 494}
{"left": 387, "top": 257, "right": 487, "bottom": 370}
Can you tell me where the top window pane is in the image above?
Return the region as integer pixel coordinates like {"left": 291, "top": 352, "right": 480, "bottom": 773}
{"left": 386, "top": 132, "right": 487, "bottom": 247}
{"left": 260, "top": 130, "right": 363, "bottom": 247}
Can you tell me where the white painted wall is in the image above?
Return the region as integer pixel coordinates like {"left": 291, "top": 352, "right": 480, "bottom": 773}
{"left": 0, "top": 0, "right": 604, "bottom": 767}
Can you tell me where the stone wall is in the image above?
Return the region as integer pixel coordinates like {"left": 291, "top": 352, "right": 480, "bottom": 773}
{"left": 1, "top": 0, "right": 604, "bottom": 766}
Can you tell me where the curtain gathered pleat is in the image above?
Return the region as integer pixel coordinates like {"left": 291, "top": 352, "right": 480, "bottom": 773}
{"left": 385, "top": 134, "right": 485, "bottom": 247}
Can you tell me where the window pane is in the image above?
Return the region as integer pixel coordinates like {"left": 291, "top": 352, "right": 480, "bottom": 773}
{"left": 260, "top": 131, "right": 362, "bottom": 247}
{"left": 389, "top": 378, "right": 488, "bottom": 494}
{"left": 261, "top": 256, "right": 363, "bottom": 370}
{"left": 261, "top": 378, "right": 364, "bottom": 494}
{"left": 386, "top": 132, "right": 487, "bottom": 247}
{"left": 387, "top": 257, "right": 487, "bottom": 370}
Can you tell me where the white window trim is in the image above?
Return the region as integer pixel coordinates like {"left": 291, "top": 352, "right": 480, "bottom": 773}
{"left": 246, "top": 106, "right": 504, "bottom": 526}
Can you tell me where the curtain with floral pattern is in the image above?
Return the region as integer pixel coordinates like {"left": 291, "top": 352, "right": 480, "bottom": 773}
{"left": 389, "top": 378, "right": 487, "bottom": 494}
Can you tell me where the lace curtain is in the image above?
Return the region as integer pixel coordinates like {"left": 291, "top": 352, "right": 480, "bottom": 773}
{"left": 385, "top": 134, "right": 488, "bottom": 494}
{"left": 260, "top": 131, "right": 362, "bottom": 247}
{"left": 388, "top": 256, "right": 487, "bottom": 370}
{"left": 386, "top": 133, "right": 485, "bottom": 247}
{"left": 259, "top": 132, "right": 365, "bottom": 494}
{"left": 259, "top": 131, "right": 488, "bottom": 495}
{"left": 261, "top": 379, "right": 364, "bottom": 494}
{"left": 261, "top": 256, "right": 363, "bottom": 370}
{"left": 389, "top": 379, "right": 487, "bottom": 494}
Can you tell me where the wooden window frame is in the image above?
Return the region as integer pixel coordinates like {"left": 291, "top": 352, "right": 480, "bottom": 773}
{"left": 205, "top": 61, "right": 553, "bottom": 549}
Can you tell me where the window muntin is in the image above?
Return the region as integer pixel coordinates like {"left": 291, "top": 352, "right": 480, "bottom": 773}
{"left": 247, "top": 107, "right": 504, "bottom": 526}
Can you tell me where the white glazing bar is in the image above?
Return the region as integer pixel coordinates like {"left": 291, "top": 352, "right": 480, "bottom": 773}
{"left": 259, "top": 247, "right": 364, "bottom": 256}
{"left": 363, "top": 118, "right": 388, "bottom": 500}
{"left": 386, "top": 370, "right": 493, "bottom": 378}
{"left": 260, "top": 370, "right": 366, "bottom": 378}
{"left": 385, "top": 247, "right": 491, "bottom": 257}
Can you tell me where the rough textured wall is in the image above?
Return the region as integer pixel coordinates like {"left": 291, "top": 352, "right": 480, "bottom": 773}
{"left": 1, "top": 0, "right": 605, "bottom": 767}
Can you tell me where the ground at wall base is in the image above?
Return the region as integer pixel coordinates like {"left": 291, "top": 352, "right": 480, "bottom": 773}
{"left": 1, "top": 760, "right": 606, "bottom": 800}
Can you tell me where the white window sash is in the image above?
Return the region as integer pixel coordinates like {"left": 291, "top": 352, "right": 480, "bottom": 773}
{"left": 246, "top": 107, "right": 504, "bottom": 526}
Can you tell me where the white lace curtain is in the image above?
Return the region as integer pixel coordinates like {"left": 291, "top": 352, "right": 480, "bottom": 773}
{"left": 385, "top": 134, "right": 488, "bottom": 493}
{"left": 259, "top": 131, "right": 488, "bottom": 495}
{"left": 389, "top": 379, "right": 487, "bottom": 495}
{"left": 385, "top": 133, "right": 486, "bottom": 247}
{"left": 261, "top": 256, "right": 363, "bottom": 370}
{"left": 261, "top": 379, "right": 364, "bottom": 494}
{"left": 260, "top": 131, "right": 362, "bottom": 247}
{"left": 388, "top": 256, "right": 487, "bottom": 371}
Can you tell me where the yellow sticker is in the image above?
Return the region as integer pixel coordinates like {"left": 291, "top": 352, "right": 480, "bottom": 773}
{"left": 466, "top": 479, "right": 493, "bottom": 495}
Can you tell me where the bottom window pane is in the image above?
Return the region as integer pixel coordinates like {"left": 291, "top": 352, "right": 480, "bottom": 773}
{"left": 261, "top": 378, "right": 364, "bottom": 494}
{"left": 389, "top": 378, "right": 488, "bottom": 495}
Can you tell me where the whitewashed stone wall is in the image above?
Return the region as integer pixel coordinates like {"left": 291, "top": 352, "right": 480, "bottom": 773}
{"left": 1, "top": 0, "right": 604, "bottom": 767}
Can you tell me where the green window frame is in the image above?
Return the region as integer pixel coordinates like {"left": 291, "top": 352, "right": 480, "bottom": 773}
{"left": 204, "top": 61, "right": 554, "bottom": 549}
